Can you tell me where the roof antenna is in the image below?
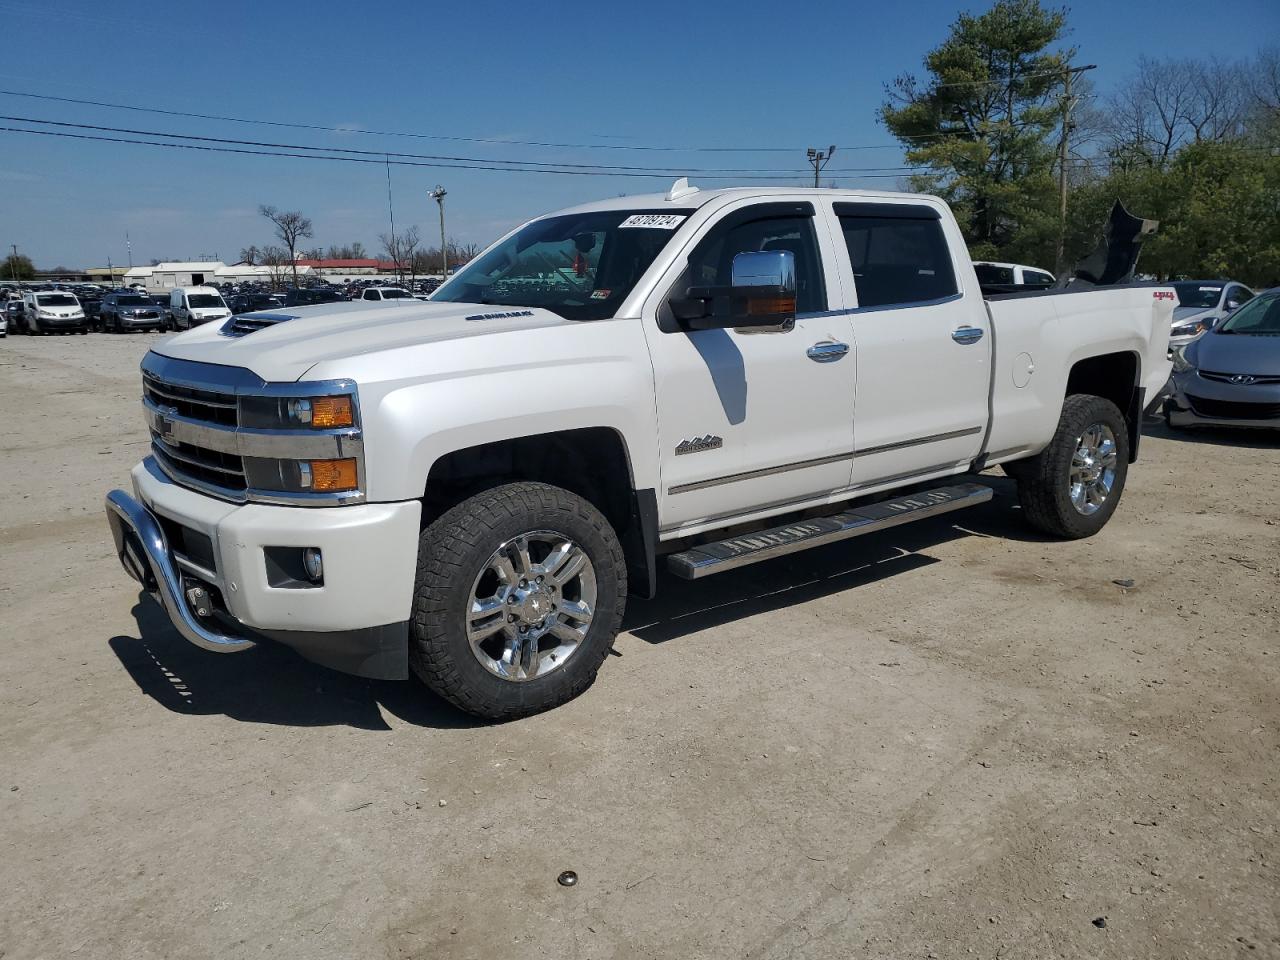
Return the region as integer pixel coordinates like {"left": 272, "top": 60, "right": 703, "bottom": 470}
{"left": 665, "top": 177, "right": 698, "bottom": 202}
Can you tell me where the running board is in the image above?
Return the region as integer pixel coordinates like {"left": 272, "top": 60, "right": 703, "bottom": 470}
{"left": 666, "top": 482, "right": 993, "bottom": 580}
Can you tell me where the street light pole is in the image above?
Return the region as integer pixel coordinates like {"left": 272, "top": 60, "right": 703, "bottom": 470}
{"left": 806, "top": 145, "right": 836, "bottom": 188}
{"left": 430, "top": 186, "right": 448, "bottom": 280}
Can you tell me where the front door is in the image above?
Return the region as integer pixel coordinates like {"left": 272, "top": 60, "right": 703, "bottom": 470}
{"left": 643, "top": 200, "right": 856, "bottom": 534}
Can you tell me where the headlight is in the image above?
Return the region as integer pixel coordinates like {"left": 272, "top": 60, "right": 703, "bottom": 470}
{"left": 239, "top": 393, "right": 356, "bottom": 429}
{"left": 1171, "top": 319, "right": 1209, "bottom": 338}
{"left": 1170, "top": 345, "right": 1195, "bottom": 373}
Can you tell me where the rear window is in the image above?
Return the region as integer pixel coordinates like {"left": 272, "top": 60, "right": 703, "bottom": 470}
{"left": 974, "top": 264, "right": 1014, "bottom": 285}
{"left": 380, "top": 289, "right": 412, "bottom": 299}
{"left": 838, "top": 214, "right": 958, "bottom": 308}
{"left": 1173, "top": 283, "right": 1223, "bottom": 308}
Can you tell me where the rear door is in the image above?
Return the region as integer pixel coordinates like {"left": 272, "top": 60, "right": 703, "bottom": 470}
{"left": 829, "top": 201, "right": 991, "bottom": 486}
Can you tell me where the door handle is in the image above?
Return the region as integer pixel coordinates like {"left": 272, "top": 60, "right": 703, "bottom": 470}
{"left": 952, "top": 326, "right": 985, "bottom": 345}
{"left": 807, "top": 341, "right": 850, "bottom": 362}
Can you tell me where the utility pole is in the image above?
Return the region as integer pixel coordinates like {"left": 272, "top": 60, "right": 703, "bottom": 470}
{"left": 126, "top": 231, "right": 133, "bottom": 269}
{"left": 9, "top": 244, "right": 18, "bottom": 283}
{"left": 430, "top": 185, "right": 448, "bottom": 280}
{"left": 806, "top": 145, "right": 836, "bottom": 188}
{"left": 1056, "top": 64, "right": 1097, "bottom": 276}
{"left": 107, "top": 256, "right": 115, "bottom": 288}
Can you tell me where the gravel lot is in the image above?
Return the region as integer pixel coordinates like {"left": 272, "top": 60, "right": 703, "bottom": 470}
{"left": 2, "top": 332, "right": 1277, "bottom": 960}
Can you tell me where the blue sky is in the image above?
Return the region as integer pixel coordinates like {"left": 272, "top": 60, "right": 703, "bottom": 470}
{"left": 1, "top": 0, "right": 1276, "bottom": 268}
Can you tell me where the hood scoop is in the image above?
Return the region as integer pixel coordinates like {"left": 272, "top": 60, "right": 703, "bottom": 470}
{"left": 221, "top": 312, "right": 301, "bottom": 338}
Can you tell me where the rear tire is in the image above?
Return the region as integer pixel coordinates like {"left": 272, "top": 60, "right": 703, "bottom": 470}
{"left": 1015, "top": 394, "right": 1130, "bottom": 539}
{"left": 409, "top": 482, "right": 626, "bottom": 720}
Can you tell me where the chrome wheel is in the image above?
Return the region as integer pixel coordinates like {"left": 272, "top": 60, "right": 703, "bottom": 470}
{"left": 465, "top": 531, "right": 597, "bottom": 682}
{"left": 1069, "top": 422, "right": 1118, "bottom": 516}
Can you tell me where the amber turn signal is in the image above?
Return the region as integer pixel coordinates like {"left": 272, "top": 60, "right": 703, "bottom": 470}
{"left": 746, "top": 297, "right": 796, "bottom": 316}
{"left": 310, "top": 396, "right": 354, "bottom": 429}
{"left": 304, "top": 458, "right": 359, "bottom": 492}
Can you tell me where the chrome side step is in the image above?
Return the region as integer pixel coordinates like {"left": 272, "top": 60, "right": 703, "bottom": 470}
{"left": 666, "top": 482, "right": 993, "bottom": 580}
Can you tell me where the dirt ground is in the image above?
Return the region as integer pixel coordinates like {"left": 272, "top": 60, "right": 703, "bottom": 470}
{"left": 1, "top": 331, "right": 1277, "bottom": 960}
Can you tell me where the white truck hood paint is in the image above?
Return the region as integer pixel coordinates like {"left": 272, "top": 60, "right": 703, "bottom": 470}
{"left": 153, "top": 300, "right": 575, "bottom": 382}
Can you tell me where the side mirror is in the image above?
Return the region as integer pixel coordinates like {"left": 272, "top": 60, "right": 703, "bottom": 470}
{"left": 1224, "top": 299, "right": 1241, "bottom": 313}
{"left": 670, "top": 250, "right": 798, "bottom": 332}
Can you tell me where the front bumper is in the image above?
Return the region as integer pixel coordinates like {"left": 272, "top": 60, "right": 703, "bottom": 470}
{"left": 104, "top": 457, "right": 422, "bottom": 678}
{"left": 1166, "top": 371, "right": 1280, "bottom": 429}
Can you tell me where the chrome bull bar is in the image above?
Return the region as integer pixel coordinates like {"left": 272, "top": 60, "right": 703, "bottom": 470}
{"left": 104, "top": 489, "right": 255, "bottom": 653}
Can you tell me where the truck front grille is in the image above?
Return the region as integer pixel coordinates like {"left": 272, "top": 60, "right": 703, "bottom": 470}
{"left": 144, "top": 372, "right": 246, "bottom": 492}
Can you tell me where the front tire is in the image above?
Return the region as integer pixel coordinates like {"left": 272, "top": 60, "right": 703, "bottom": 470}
{"left": 1015, "top": 394, "right": 1130, "bottom": 539}
{"left": 409, "top": 482, "right": 626, "bottom": 720}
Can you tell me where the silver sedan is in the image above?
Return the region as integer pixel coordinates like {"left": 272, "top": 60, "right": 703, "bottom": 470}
{"left": 1164, "top": 288, "right": 1280, "bottom": 430}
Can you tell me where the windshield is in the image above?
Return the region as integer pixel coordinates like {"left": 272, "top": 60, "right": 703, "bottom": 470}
{"left": 117, "top": 295, "right": 149, "bottom": 306}
{"left": 1217, "top": 292, "right": 1280, "bottom": 335}
{"left": 1173, "top": 282, "right": 1223, "bottom": 308}
{"left": 188, "top": 294, "right": 225, "bottom": 309}
{"left": 37, "top": 294, "right": 78, "bottom": 306}
{"left": 432, "top": 209, "right": 693, "bottom": 321}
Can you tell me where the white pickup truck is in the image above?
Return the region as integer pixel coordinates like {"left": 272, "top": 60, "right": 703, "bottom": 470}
{"left": 105, "top": 183, "right": 1173, "bottom": 719}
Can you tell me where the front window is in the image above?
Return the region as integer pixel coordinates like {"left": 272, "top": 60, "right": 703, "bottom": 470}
{"left": 187, "top": 294, "right": 225, "bottom": 309}
{"left": 37, "top": 294, "right": 78, "bottom": 307}
{"left": 116, "top": 295, "right": 149, "bottom": 306}
{"left": 1217, "top": 292, "right": 1280, "bottom": 335}
{"left": 974, "top": 263, "right": 1014, "bottom": 285}
{"left": 1173, "top": 283, "right": 1223, "bottom": 308}
{"left": 432, "top": 209, "right": 693, "bottom": 321}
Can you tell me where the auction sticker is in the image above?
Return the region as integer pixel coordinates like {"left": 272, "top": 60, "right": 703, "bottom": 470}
{"left": 619, "top": 214, "right": 687, "bottom": 229}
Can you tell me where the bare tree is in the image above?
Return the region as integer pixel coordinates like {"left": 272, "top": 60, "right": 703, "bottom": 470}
{"left": 258, "top": 245, "right": 291, "bottom": 291}
{"left": 379, "top": 226, "right": 420, "bottom": 283}
{"left": 258, "top": 205, "right": 313, "bottom": 287}
{"left": 238, "top": 245, "right": 260, "bottom": 266}
{"left": 1107, "top": 57, "right": 1249, "bottom": 165}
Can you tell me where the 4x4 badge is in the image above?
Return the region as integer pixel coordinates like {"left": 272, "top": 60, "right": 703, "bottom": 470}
{"left": 675, "top": 435, "right": 723, "bottom": 455}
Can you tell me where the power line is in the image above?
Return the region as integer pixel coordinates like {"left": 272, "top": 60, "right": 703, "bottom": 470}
{"left": 0, "top": 125, "right": 930, "bottom": 180}
{"left": 0, "top": 113, "right": 932, "bottom": 176}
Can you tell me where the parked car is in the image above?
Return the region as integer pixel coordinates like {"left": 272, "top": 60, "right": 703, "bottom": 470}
{"left": 169, "top": 286, "right": 231, "bottom": 330}
{"left": 99, "top": 291, "right": 168, "bottom": 333}
{"left": 105, "top": 184, "right": 1172, "bottom": 720}
{"left": 149, "top": 294, "right": 173, "bottom": 328}
{"left": 20, "top": 290, "right": 87, "bottom": 334}
{"left": 973, "top": 261, "right": 1056, "bottom": 291}
{"left": 359, "top": 286, "right": 413, "bottom": 301}
{"left": 227, "top": 293, "right": 277, "bottom": 314}
{"left": 1168, "top": 280, "right": 1254, "bottom": 349}
{"left": 284, "top": 287, "right": 344, "bottom": 307}
{"left": 0, "top": 308, "right": 6, "bottom": 338}
{"left": 3, "top": 300, "right": 22, "bottom": 333}
{"left": 1164, "top": 288, "right": 1280, "bottom": 430}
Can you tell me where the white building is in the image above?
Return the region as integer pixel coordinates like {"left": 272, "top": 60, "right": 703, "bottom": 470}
{"left": 124, "top": 261, "right": 313, "bottom": 291}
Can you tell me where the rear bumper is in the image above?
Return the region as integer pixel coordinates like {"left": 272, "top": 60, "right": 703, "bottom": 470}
{"left": 103, "top": 458, "right": 421, "bottom": 679}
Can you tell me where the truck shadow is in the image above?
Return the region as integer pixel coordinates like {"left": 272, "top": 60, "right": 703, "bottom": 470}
{"left": 108, "top": 597, "right": 481, "bottom": 730}
{"left": 624, "top": 479, "right": 1039, "bottom": 645}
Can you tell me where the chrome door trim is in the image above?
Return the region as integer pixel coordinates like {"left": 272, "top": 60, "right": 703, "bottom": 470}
{"left": 952, "top": 325, "right": 985, "bottom": 345}
{"left": 667, "top": 450, "right": 854, "bottom": 496}
{"left": 806, "top": 341, "right": 850, "bottom": 363}
{"left": 856, "top": 426, "right": 983, "bottom": 457}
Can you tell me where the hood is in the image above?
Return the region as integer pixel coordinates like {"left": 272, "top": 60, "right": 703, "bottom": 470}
{"left": 1188, "top": 330, "right": 1280, "bottom": 376}
{"left": 1172, "top": 305, "right": 1218, "bottom": 324}
{"left": 154, "top": 299, "right": 575, "bottom": 381}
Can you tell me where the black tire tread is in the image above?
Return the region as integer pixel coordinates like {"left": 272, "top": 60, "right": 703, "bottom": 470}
{"left": 1016, "top": 394, "right": 1130, "bottom": 539}
{"left": 409, "top": 481, "right": 626, "bottom": 720}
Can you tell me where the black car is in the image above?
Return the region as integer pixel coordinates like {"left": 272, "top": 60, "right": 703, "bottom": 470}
{"left": 228, "top": 292, "right": 280, "bottom": 314}
{"left": 99, "top": 291, "right": 167, "bottom": 333}
{"left": 283, "top": 287, "right": 344, "bottom": 307}
{"left": 149, "top": 294, "right": 173, "bottom": 327}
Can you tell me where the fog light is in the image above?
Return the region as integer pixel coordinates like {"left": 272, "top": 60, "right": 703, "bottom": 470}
{"left": 302, "top": 547, "right": 323, "bottom": 583}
